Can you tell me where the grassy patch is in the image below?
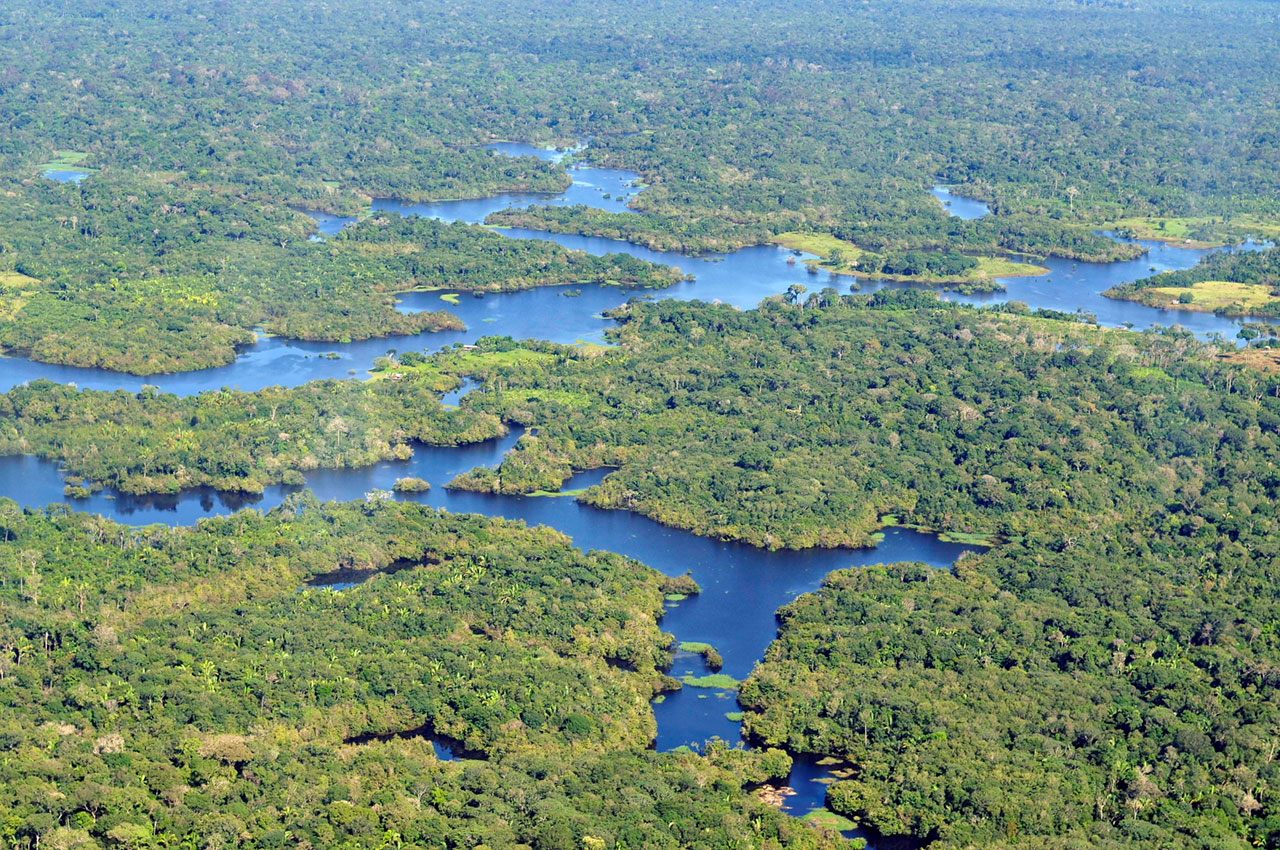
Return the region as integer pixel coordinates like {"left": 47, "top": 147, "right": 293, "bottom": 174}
{"left": 1107, "top": 215, "right": 1280, "bottom": 247}
{"left": 724, "top": 711, "right": 744, "bottom": 722}
{"left": 1220, "top": 348, "right": 1280, "bottom": 373}
{"left": 774, "top": 232, "right": 1046, "bottom": 283}
{"left": 527, "top": 487, "right": 589, "bottom": 498}
{"left": 679, "top": 673, "right": 740, "bottom": 690}
{"left": 571, "top": 341, "right": 614, "bottom": 355}
{"left": 1129, "top": 366, "right": 1173, "bottom": 381}
{"left": 454, "top": 349, "right": 555, "bottom": 369}
{"left": 775, "top": 231, "right": 861, "bottom": 260}
{"left": 937, "top": 530, "right": 999, "bottom": 547}
{"left": 801, "top": 810, "right": 858, "bottom": 833}
{"left": 974, "top": 255, "right": 1048, "bottom": 278}
{"left": 38, "top": 150, "right": 93, "bottom": 172}
{"left": 664, "top": 593, "right": 688, "bottom": 602}
{"left": 365, "top": 360, "right": 455, "bottom": 389}
{"left": 372, "top": 347, "right": 557, "bottom": 385}
{"left": 439, "top": 293, "right": 461, "bottom": 305}
{"left": 0, "top": 271, "right": 40, "bottom": 320}
{"left": 508, "top": 388, "right": 593, "bottom": 408}
{"left": 678, "top": 641, "right": 715, "bottom": 654}
{"left": 1140, "top": 280, "right": 1280, "bottom": 316}
{"left": 0, "top": 272, "right": 39, "bottom": 289}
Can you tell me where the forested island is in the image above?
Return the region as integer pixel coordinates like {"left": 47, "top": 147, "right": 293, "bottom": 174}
{"left": 0, "top": 191, "right": 681, "bottom": 374}
{"left": 1105, "top": 246, "right": 1280, "bottom": 319}
{"left": 773, "top": 232, "right": 1047, "bottom": 294}
{"left": 5, "top": 0, "right": 1280, "bottom": 848}
{"left": 0, "top": 374, "right": 507, "bottom": 495}
{"left": 440, "top": 293, "right": 1254, "bottom": 549}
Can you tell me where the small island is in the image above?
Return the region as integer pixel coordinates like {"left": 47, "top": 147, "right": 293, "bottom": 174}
{"left": 775, "top": 232, "right": 1048, "bottom": 294}
{"left": 1104, "top": 245, "right": 1280, "bottom": 318}
{"left": 1106, "top": 215, "right": 1280, "bottom": 249}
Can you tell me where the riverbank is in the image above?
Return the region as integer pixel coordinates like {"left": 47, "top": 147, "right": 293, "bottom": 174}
{"left": 1105, "top": 278, "right": 1280, "bottom": 318}
{"left": 1106, "top": 215, "right": 1280, "bottom": 249}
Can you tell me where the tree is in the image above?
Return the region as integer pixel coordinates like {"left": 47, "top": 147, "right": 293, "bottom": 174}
{"left": 784, "top": 283, "right": 807, "bottom": 305}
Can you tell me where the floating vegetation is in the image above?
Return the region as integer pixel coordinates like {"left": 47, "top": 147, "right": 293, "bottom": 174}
{"left": 800, "top": 811, "right": 859, "bottom": 834}
{"left": 679, "top": 672, "right": 740, "bottom": 690}
{"left": 937, "top": 530, "right": 999, "bottom": 546}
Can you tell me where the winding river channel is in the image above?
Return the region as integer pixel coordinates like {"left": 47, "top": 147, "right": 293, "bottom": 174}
{"left": 7, "top": 143, "right": 1275, "bottom": 838}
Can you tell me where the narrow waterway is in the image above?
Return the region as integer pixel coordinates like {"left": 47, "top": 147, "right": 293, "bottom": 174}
{"left": 931, "top": 185, "right": 991, "bottom": 220}
{"left": 0, "top": 431, "right": 973, "bottom": 840}
{"left": 4, "top": 142, "right": 1268, "bottom": 841}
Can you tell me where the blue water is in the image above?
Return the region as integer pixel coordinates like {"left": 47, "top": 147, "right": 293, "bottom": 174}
{"left": 931, "top": 185, "right": 990, "bottom": 219}
{"left": 2, "top": 144, "right": 1268, "bottom": 395}
{"left": 0, "top": 432, "right": 974, "bottom": 835}
{"left": 43, "top": 169, "right": 89, "bottom": 184}
{"left": 2, "top": 141, "right": 1263, "bottom": 837}
{"left": 300, "top": 208, "right": 356, "bottom": 241}
{"left": 371, "top": 164, "right": 636, "bottom": 223}
{"left": 483, "top": 140, "right": 583, "bottom": 162}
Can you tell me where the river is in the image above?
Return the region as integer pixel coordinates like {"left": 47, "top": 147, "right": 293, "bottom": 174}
{"left": 5, "top": 142, "right": 1269, "bottom": 841}
{"left": 3, "top": 146, "right": 1269, "bottom": 395}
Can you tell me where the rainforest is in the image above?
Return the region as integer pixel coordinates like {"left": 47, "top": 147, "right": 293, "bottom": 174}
{"left": 3, "top": 1, "right": 1280, "bottom": 849}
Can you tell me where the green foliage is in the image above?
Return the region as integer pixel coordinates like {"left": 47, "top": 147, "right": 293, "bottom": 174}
{"left": 486, "top": 204, "right": 772, "bottom": 254}
{"left": 0, "top": 376, "right": 505, "bottom": 494}
{"left": 442, "top": 294, "right": 1268, "bottom": 551}
{"left": 5, "top": 3, "right": 1280, "bottom": 848}
{"left": 741, "top": 534, "right": 1280, "bottom": 849}
{"left": 1107, "top": 247, "right": 1280, "bottom": 317}
{"left": 678, "top": 642, "right": 725, "bottom": 671}
{"left": 680, "top": 673, "right": 741, "bottom": 690}
{"left": 0, "top": 0, "right": 1276, "bottom": 370}
{"left": 0, "top": 499, "right": 843, "bottom": 850}
{"left": 0, "top": 184, "right": 679, "bottom": 373}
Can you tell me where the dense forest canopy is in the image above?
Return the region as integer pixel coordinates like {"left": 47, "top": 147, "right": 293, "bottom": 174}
{"left": 0, "top": 498, "right": 842, "bottom": 849}
{"left": 440, "top": 295, "right": 1280, "bottom": 847}
{"left": 1, "top": 0, "right": 1279, "bottom": 368}
{"left": 0, "top": 182, "right": 681, "bottom": 373}
{"left": 440, "top": 294, "right": 1265, "bottom": 549}
{"left": 4, "top": 1, "right": 1280, "bottom": 848}
{"left": 0, "top": 373, "right": 506, "bottom": 495}
{"left": 2, "top": 0, "right": 1278, "bottom": 218}
{"left": 7, "top": 291, "right": 1280, "bottom": 847}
